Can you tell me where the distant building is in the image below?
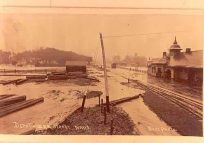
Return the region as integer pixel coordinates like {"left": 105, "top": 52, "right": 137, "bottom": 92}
{"left": 65, "top": 61, "right": 88, "bottom": 73}
{"left": 111, "top": 63, "right": 117, "bottom": 68}
{"left": 147, "top": 37, "right": 203, "bottom": 85}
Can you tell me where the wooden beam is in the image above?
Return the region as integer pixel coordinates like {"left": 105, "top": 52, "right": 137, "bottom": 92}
{"left": 0, "top": 96, "right": 26, "bottom": 107}
{"left": 0, "top": 94, "right": 16, "bottom": 100}
{"left": 15, "top": 79, "right": 28, "bottom": 85}
{"left": 0, "top": 97, "right": 44, "bottom": 117}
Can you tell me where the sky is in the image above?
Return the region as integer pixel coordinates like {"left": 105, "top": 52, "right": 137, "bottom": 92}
{"left": 0, "top": 0, "right": 204, "bottom": 62}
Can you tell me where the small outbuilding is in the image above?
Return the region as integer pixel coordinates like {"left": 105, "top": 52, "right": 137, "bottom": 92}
{"left": 65, "top": 61, "right": 88, "bottom": 73}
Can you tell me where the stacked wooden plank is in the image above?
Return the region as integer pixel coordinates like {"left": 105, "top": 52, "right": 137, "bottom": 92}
{"left": 0, "top": 78, "right": 29, "bottom": 86}
{"left": 0, "top": 94, "right": 44, "bottom": 117}
{"left": 48, "top": 74, "right": 68, "bottom": 80}
{"left": 0, "top": 96, "right": 26, "bottom": 107}
{"left": 2, "top": 79, "right": 21, "bottom": 85}
{"left": 47, "top": 72, "right": 68, "bottom": 80}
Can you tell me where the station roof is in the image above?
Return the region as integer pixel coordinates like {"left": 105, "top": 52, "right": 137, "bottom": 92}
{"left": 169, "top": 50, "right": 203, "bottom": 68}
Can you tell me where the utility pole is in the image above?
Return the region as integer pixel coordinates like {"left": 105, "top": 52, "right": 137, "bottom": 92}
{"left": 99, "top": 33, "right": 110, "bottom": 112}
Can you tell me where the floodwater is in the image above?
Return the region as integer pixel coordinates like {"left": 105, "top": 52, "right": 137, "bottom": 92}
{"left": 0, "top": 66, "right": 201, "bottom": 135}
{"left": 111, "top": 67, "right": 202, "bottom": 100}
{"left": 119, "top": 98, "right": 179, "bottom": 135}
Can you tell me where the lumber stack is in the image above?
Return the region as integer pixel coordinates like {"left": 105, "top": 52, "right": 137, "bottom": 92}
{"left": 26, "top": 75, "right": 47, "bottom": 80}
{"left": 0, "top": 97, "right": 44, "bottom": 117}
{"left": 48, "top": 74, "right": 68, "bottom": 80}
{"left": 47, "top": 72, "right": 68, "bottom": 80}
{"left": 0, "top": 94, "right": 44, "bottom": 117}
{"left": 2, "top": 79, "right": 21, "bottom": 85}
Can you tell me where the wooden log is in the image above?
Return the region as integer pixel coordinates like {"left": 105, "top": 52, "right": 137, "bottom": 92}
{"left": 0, "top": 94, "right": 15, "bottom": 100}
{"left": 15, "top": 79, "right": 28, "bottom": 85}
{"left": 2, "top": 79, "right": 21, "bottom": 85}
{"left": 109, "top": 94, "right": 141, "bottom": 106}
{"left": 0, "top": 99, "right": 35, "bottom": 110}
{"left": 0, "top": 97, "right": 44, "bottom": 117}
{"left": 0, "top": 96, "right": 26, "bottom": 107}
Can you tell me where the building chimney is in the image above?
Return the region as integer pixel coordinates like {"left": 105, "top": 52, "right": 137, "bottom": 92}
{"left": 163, "top": 52, "right": 167, "bottom": 58}
{"left": 186, "top": 48, "right": 191, "bottom": 54}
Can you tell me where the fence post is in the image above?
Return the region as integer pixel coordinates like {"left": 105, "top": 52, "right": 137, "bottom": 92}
{"left": 106, "top": 96, "right": 110, "bottom": 113}
{"left": 81, "top": 94, "right": 87, "bottom": 112}
{"left": 99, "top": 95, "right": 101, "bottom": 106}
{"left": 101, "top": 99, "right": 103, "bottom": 113}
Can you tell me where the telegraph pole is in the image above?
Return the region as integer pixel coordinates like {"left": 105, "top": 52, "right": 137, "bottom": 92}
{"left": 99, "top": 33, "right": 110, "bottom": 112}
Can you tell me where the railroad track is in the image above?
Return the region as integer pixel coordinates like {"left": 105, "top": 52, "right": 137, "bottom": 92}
{"left": 129, "top": 79, "right": 203, "bottom": 120}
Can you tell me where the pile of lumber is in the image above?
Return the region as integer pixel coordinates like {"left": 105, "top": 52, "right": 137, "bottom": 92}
{"left": 26, "top": 75, "right": 47, "bottom": 80}
{"left": 0, "top": 78, "right": 29, "bottom": 85}
{"left": 47, "top": 72, "right": 68, "bottom": 80}
{"left": 0, "top": 94, "right": 44, "bottom": 117}
{"left": 48, "top": 74, "right": 68, "bottom": 80}
{"left": 1, "top": 79, "right": 22, "bottom": 85}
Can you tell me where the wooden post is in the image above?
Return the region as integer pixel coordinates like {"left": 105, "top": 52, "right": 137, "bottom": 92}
{"left": 110, "top": 119, "right": 114, "bottom": 135}
{"left": 106, "top": 96, "right": 110, "bottom": 113}
{"left": 101, "top": 98, "right": 103, "bottom": 113}
{"left": 81, "top": 94, "right": 87, "bottom": 112}
{"left": 99, "top": 33, "right": 110, "bottom": 113}
{"left": 104, "top": 106, "right": 107, "bottom": 125}
{"left": 99, "top": 95, "right": 101, "bottom": 106}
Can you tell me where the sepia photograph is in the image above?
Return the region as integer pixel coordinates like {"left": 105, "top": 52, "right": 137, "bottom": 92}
{"left": 0, "top": 0, "right": 203, "bottom": 142}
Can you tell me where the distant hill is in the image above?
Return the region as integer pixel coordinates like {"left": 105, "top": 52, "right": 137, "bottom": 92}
{"left": 0, "top": 48, "right": 92, "bottom": 66}
{"left": 0, "top": 50, "right": 11, "bottom": 64}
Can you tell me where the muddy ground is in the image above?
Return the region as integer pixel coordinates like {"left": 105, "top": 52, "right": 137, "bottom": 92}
{"left": 34, "top": 106, "right": 136, "bottom": 135}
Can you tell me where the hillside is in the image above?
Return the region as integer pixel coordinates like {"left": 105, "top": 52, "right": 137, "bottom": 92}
{"left": 0, "top": 48, "right": 92, "bottom": 66}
